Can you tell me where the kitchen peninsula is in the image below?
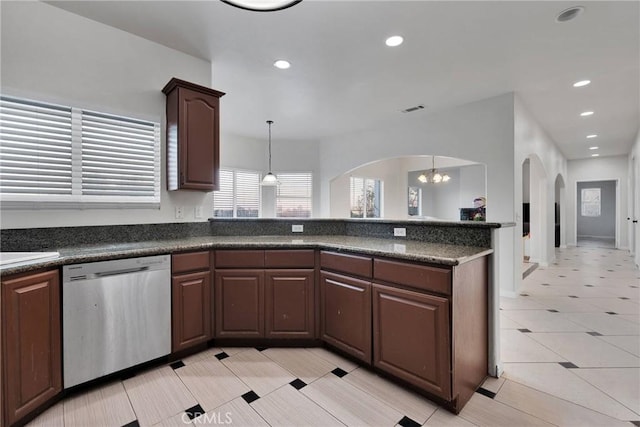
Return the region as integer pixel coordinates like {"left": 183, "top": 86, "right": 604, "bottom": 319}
{"left": 0, "top": 218, "right": 510, "bottom": 426}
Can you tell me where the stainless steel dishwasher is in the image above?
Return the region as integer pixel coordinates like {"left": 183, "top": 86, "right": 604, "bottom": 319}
{"left": 62, "top": 254, "right": 171, "bottom": 388}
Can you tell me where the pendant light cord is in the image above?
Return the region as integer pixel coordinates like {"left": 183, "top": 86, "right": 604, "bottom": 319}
{"left": 267, "top": 120, "right": 274, "bottom": 172}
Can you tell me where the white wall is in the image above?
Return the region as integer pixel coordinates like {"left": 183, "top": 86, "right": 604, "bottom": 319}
{"left": 567, "top": 156, "right": 630, "bottom": 249}
{"left": 630, "top": 131, "right": 640, "bottom": 267}
{"left": 0, "top": 1, "right": 212, "bottom": 229}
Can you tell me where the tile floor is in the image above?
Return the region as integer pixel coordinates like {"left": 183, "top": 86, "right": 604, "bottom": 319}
{"left": 28, "top": 246, "right": 639, "bottom": 426}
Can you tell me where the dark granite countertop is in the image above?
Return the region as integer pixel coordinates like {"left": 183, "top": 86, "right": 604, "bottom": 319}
{"left": 0, "top": 235, "right": 493, "bottom": 276}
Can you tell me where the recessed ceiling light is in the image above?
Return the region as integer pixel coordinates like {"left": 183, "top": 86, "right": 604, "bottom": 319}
{"left": 556, "top": 6, "right": 585, "bottom": 23}
{"left": 586, "top": 134, "right": 598, "bottom": 138}
{"left": 580, "top": 111, "right": 594, "bottom": 117}
{"left": 385, "top": 36, "right": 404, "bottom": 47}
{"left": 589, "top": 146, "right": 599, "bottom": 150}
{"left": 274, "top": 60, "right": 290, "bottom": 69}
{"left": 573, "top": 80, "right": 591, "bottom": 87}
{"left": 591, "top": 153, "right": 600, "bottom": 157}
{"left": 220, "top": 0, "right": 302, "bottom": 12}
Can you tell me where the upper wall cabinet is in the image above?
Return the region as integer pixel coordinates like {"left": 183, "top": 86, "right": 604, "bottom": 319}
{"left": 162, "top": 78, "right": 225, "bottom": 191}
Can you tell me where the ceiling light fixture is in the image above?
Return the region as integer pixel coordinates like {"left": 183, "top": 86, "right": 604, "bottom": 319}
{"left": 418, "top": 156, "right": 450, "bottom": 184}
{"left": 573, "top": 80, "right": 591, "bottom": 87}
{"left": 589, "top": 146, "right": 599, "bottom": 150}
{"left": 580, "top": 111, "right": 594, "bottom": 117}
{"left": 586, "top": 134, "right": 598, "bottom": 138}
{"left": 556, "top": 6, "right": 585, "bottom": 23}
{"left": 591, "top": 153, "right": 600, "bottom": 157}
{"left": 274, "top": 60, "right": 291, "bottom": 69}
{"left": 385, "top": 36, "right": 404, "bottom": 47}
{"left": 261, "top": 120, "right": 278, "bottom": 186}
{"left": 220, "top": 0, "right": 302, "bottom": 12}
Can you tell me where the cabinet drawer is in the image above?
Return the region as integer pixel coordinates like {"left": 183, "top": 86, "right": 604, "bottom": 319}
{"left": 172, "top": 251, "right": 210, "bottom": 274}
{"left": 374, "top": 258, "right": 451, "bottom": 295}
{"left": 320, "top": 251, "right": 372, "bottom": 278}
{"left": 265, "top": 250, "right": 315, "bottom": 268}
{"left": 215, "top": 250, "right": 265, "bottom": 268}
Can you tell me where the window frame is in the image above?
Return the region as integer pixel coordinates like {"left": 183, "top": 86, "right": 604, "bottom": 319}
{"left": 275, "top": 171, "right": 313, "bottom": 218}
{"left": 213, "top": 167, "right": 262, "bottom": 218}
{"left": 350, "top": 176, "right": 384, "bottom": 219}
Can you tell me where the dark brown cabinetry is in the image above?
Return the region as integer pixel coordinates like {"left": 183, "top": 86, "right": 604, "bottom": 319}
{"left": 163, "top": 78, "right": 225, "bottom": 191}
{"left": 171, "top": 251, "right": 212, "bottom": 352}
{"left": 2, "top": 270, "right": 61, "bottom": 427}
{"left": 214, "top": 250, "right": 316, "bottom": 340}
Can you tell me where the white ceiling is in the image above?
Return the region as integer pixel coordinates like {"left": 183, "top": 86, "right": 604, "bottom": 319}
{"left": 47, "top": 0, "right": 639, "bottom": 160}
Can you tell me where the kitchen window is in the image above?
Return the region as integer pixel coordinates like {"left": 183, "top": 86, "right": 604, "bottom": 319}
{"left": 213, "top": 168, "right": 261, "bottom": 217}
{"left": 350, "top": 177, "right": 383, "bottom": 218}
{"left": 276, "top": 172, "right": 312, "bottom": 218}
{"left": 0, "top": 95, "right": 160, "bottom": 208}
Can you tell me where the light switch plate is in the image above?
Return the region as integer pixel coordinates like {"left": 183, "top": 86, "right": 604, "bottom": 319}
{"left": 195, "top": 206, "right": 204, "bottom": 219}
{"left": 394, "top": 227, "right": 406, "bottom": 237}
{"left": 175, "top": 206, "right": 184, "bottom": 219}
{"left": 292, "top": 224, "right": 304, "bottom": 233}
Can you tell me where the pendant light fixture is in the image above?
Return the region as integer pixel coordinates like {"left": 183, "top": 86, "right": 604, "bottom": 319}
{"left": 261, "top": 120, "right": 278, "bottom": 186}
{"left": 220, "top": 0, "right": 302, "bottom": 12}
{"left": 418, "top": 156, "right": 451, "bottom": 184}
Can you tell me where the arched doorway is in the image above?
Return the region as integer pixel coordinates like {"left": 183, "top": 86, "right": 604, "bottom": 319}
{"left": 554, "top": 174, "right": 566, "bottom": 248}
{"left": 522, "top": 155, "right": 548, "bottom": 265}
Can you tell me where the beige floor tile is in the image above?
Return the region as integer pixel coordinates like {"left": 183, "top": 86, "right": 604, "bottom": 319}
{"left": 528, "top": 332, "right": 640, "bottom": 367}
{"left": 124, "top": 365, "right": 197, "bottom": 426}
{"left": 251, "top": 383, "right": 344, "bottom": 426}
{"left": 343, "top": 367, "right": 437, "bottom": 424}
{"left": 582, "top": 297, "right": 640, "bottom": 314}
{"left": 175, "top": 358, "right": 250, "bottom": 412}
{"left": 528, "top": 296, "right": 601, "bottom": 313}
{"left": 221, "top": 348, "right": 295, "bottom": 396}
{"left": 221, "top": 347, "right": 250, "bottom": 356}
{"left": 571, "top": 368, "right": 640, "bottom": 416}
{"left": 495, "top": 379, "right": 632, "bottom": 426}
{"left": 459, "top": 392, "right": 553, "bottom": 426}
{"left": 620, "top": 314, "right": 640, "bottom": 324}
{"left": 208, "top": 397, "right": 269, "bottom": 426}
{"left": 502, "top": 362, "right": 638, "bottom": 420}
{"left": 501, "top": 329, "right": 566, "bottom": 362}
{"left": 424, "top": 408, "right": 478, "bottom": 426}
{"left": 499, "top": 312, "right": 524, "bottom": 329}
{"left": 262, "top": 347, "right": 336, "bottom": 384}
{"left": 500, "top": 296, "right": 545, "bottom": 310}
{"left": 64, "top": 381, "right": 136, "bottom": 427}
{"left": 301, "top": 373, "right": 403, "bottom": 426}
{"left": 304, "top": 347, "right": 359, "bottom": 372}
{"left": 500, "top": 310, "right": 588, "bottom": 332}
{"left": 181, "top": 347, "right": 223, "bottom": 365}
{"left": 26, "top": 402, "right": 64, "bottom": 427}
{"left": 599, "top": 335, "right": 640, "bottom": 356}
{"left": 480, "top": 376, "right": 506, "bottom": 394}
{"left": 152, "top": 413, "right": 192, "bottom": 426}
{"left": 556, "top": 312, "right": 640, "bottom": 335}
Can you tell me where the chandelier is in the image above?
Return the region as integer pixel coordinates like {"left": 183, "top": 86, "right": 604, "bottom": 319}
{"left": 418, "top": 156, "right": 450, "bottom": 184}
{"left": 220, "top": 0, "right": 302, "bottom": 12}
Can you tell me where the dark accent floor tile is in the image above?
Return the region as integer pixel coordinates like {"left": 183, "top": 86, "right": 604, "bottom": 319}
{"left": 620, "top": 297, "right": 630, "bottom": 300}
{"left": 331, "top": 367, "right": 348, "bottom": 378}
{"left": 572, "top": 269, "right": 579, "bottom": 271}
{"left": 559, "top": 275, "right": 566, "bottom": 278}
{"left": 242, "top": 390, "right": 260, "bottom": 404}
{"left": 518, "top": 328, "right": 532, "bottom": 333}
{"left": 121, "top": 371, "right": 136, "bottom": 380}
{"left": 170, "top": 360, "right": 185, "bottom": 370}
{"left": 548, "top": 309, "right": 559, "bottom": 313}
{"left": 587, "top": 331, "right": 603, "bottom": 336}
{"left": 607, "top": 269, "right": 614, "bottom": 272}
{"left": 185, "top": 404, "right": 205, "bottom": 420}
{"left": 585, "top": 284, "right": 594, "bottom": 287}
{"left": 215, "top": 351, "right": 229, "bottom": 360}
{"left": 476, "top": 387, "right": 497, "bottom": 399}
{"left": 290, "top": 378, "right": 307, "bottom": 390}
{"left": 630, "top": 421, "right": 640, "bottom": 427}
{"left": 255, "top": 346, "right": 267, "bottom": 352}
{"left": 398, "top": 415, "right": 422, "bottom": 427}
{"left": 122, "top": 421, "right": 139, "bottom": 427}
{"left": 600, "top": 276, "right": 606, "bottom": 279}
{"left": 606, "top": 312, "right": 618, "bottom": 315}
{"left": 559, "top": 362, "right": 579, "bottom": 369}
{"left": 568, "top": 295, "right": 578, "bottom": 298}
{"left": 541, "top": 283, "right": 550, "bottom": 286}
{"left": 520, "top": 293, "right": 530, "bottom": 297}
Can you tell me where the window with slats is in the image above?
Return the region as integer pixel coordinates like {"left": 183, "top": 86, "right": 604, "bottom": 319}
{"left": 276, "top": 172, "right": 312, "bottom": 218}
{"left": 0, "top": 95, "right": 160, "bottom": 207}
{"left": 213, "top": 168, "right": 260, "bottom": 218}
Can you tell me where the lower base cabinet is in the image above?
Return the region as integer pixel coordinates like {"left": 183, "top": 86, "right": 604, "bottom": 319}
{"left": 265, "top": 269, "right": 315, "bottom": 339}
{"left": 2, "top": 270, "right": 61, "bottom": 427}
{"left": 214, "top": 270, "right": 265, "bottom": 338}
{"left": 372, "top": 283, "right": 451, "bottom": 399}
{"left": 172, "top": 270, "right": 212, "bottom": 352}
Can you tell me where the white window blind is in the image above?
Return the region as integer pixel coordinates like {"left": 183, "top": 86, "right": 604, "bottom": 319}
{"left": 213, "top": 168, "right": 260, "bottom": 218}
{"left": 276, "top": 172, "right": 312, "bottom": 218}
{"left": 0, "top": 95, "right": 160, "bottom": 207}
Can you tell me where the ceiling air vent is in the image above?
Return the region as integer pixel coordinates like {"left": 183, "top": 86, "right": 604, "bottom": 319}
{"left": 401, "top": 104, "right": 425, "bottom": 113}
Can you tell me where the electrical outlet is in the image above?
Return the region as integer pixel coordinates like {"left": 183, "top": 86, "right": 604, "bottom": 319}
{"left": 292, "top": 224, "right": 304, "bottom": 233}
{"left": 394, "top": 227, "right": 406, "bottom": 237}
{"left": 195, "top": 206, "right": 204, "bottom": 219}
{"left": 175, "top": 206, "right": 184, "bottom": 219}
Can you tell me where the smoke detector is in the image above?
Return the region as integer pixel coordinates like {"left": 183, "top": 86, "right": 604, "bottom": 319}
{"left": 556, "top": 6, "right": 585, "bottom": 23}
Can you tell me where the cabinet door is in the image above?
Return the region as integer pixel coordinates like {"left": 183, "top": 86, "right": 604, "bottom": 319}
{"left": 214, "top": 270, "right": 264, "bottom": 338}
{"left": 320, "top": 271, "right": 371, "bottom": 363}
{"left": 172, "top": 271, "right": 211, "bottom": 352}
{"left": 265, "top": 269, "right": 314, "bottom": 339}
{"left": 372, "top": 283, "right": 451, "bottom": 399}
{"left": 178, "top": 87, "right": 220, "bottom": 190}
{"left": 2, "top": 270, "right": 61, "bottom": 426}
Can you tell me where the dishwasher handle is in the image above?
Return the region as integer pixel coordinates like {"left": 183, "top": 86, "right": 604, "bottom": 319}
{"left": 94, "top": 266, "right": 149, "bottom": 278}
